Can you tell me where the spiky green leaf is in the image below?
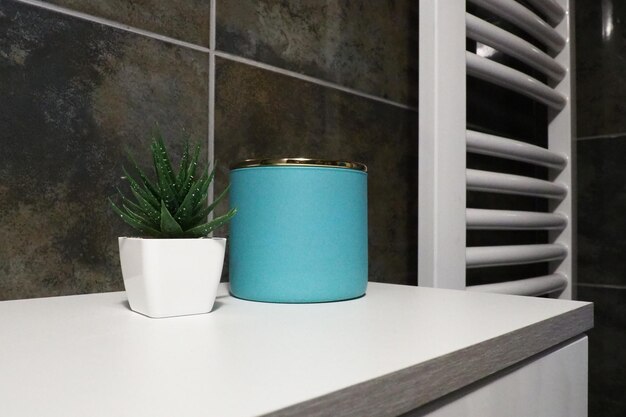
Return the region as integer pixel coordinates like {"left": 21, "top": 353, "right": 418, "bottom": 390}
{"left": 123, "top": 167, "right": 160, "bottom": 210}
{"left": 115, "top": 187, "right": 159, "bottom": 225}
{"left": 174, "top": 181, "right": 203, "bottom": 226}
{"left": 152, "top": 144, "right": 179, "bottom": 214}
{"left": 160, "top": 200, "right": 183, "bottom": 236}
{"left": 183, "top": 208, "right": 237, "bottom": 238}
{"left": 122, "top": 203, "right": 159, "bottom": 229}
{"left": 115, "top": 198, "right": 157, "bottom": 230}
{"left": 114, "top": 187, "right": 144, "bottom": 215}
{"left": 186, "top": 184, "right": 230, "bottom": 228}
{"left": 191, "top": 168, "right": 213, "bottom": 213}
{"left": 152, "top": 131, "right": 177, "bottom": 185}
{"left": 111, "top": 130, "right": 236, "bottom": 238}
{"left": 125, "top": 151, "right": 160, "bottom": 201}
{"left": 151, "top": 133, "right": 177, "bottom": 199}
{"left": 178, "top": 143, "right": 201, "bottom": 199}
{"left": 175, "top": 141, "right": 190, "bottom": 193}
{"left": 176, "top": 169, "right": 208, "bottom": 222}
{"left": 109, "top": 198, "right": 162, "bottom": 237}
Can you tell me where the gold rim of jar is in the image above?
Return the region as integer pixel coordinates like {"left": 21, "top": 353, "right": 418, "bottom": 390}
{"left": 230, "top": 158, "right": 367, "bottom": 172}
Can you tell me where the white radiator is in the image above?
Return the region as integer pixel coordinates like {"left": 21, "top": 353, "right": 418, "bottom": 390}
{"left": 418, "top": 0, "right": 575, "bottom": 299}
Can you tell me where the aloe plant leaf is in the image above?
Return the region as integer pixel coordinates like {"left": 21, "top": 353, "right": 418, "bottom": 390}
{"left": 125, "top": 151, "right": 160, "bottom": 201}
{"left": 152, "top": 131, "right": 177, "bottom": 184}
{"left": 150, "top": 130, "right": 179, "bottom": 210}
{"left": 179, "top": 143, "right": 202, "bottom": 199}
{"left": 114, "top": 187, "right": 143, "bottom": 214}
{"left": 192, "top": 168, "right": 214, "bottom": 212}
{"left": 187, "top": 184, "right": 230, "bottom": 227}
{"left": 183, "top": 208, "right": 237, "bottom": 237}
{"left": 123, "top": 167, "right": 160, "bottom": 210}
{"left": 152, "top": 144, "right": 179, "bottom": 214}
{"left": 128, "top": 185, "right": 161, "bottom": 220}
{"left": 175, "top": 141, "right": 190, "bottom": 193}
{"left": 109, "top": 198, "right": 162, "bottom": 237}
{"left": 175, "top": 180, "right": 204, "bottom": 226}
{"left": 207, "top": 161, "right": 216, "bottom": 186}
{"left": 177, "top": 169, "right": 209, "bottom": 221}
{"left": 114, "top": 197, "right": 157, "bottom": 229}
{"left": 111, "top": 130, "right": 236, "bottom": 238}
{"left": 116, "top": 187, "right": 159, "bottom": 225}
{"left": 187, "top": 143, "right": 201, "bottom": 178}
{"left": 122, "top": 203, "right": 159, "bottom": 229}
{"left": 160, "top": 200, "right": 183, "bottom": 236}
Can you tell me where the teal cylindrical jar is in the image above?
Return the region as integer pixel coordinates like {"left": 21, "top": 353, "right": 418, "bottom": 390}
{"left": 229, "top": 158, "right": 368, "bottom": 303}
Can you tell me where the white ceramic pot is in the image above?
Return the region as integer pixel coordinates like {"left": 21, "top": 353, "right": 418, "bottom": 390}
{"left": 118, "top": 237, "right": 226, "bottom": 318}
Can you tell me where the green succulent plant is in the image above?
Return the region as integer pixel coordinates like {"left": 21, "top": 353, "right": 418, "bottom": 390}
{"left": 110, "top": 131, "right": 236, "bottom": 238}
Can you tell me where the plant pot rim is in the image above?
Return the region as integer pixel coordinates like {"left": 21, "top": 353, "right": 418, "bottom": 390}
{"left": 119, "top": 236, "right": 226, "bottom": 241}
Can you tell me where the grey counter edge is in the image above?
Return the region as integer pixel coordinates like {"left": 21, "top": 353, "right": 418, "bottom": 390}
{"left": 263, "top": 302, "right": 593, "bottom": 417}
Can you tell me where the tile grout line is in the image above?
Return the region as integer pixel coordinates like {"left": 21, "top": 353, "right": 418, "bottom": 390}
{"left": 15, "top": 0, "right": 418, "bottom": 112}
{"left": 213, "top": 51, "right": 418, "bottom": 111}
{"left": 15, "top": 0, "right": 211, "bottom": 53}
{"left": 209, "top": 0, "right": 216, "bottom": 51}
{"left": 577, "top": 132, "right": 626, "bottom": 141}
{"left": 207, "top": 0, "right": 216, "bottom": 222}
{"left": 577, "top": 282, "right": 626, "bottom": 290}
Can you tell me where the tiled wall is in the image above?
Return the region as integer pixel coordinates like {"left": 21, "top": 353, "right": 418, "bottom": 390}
{"left": 0, "top": 0, "right": 418, "bottom": 300}
{"left": 3, "top": 3, "right": 616, "bottom": 411}
{"left": 576, "top": 0, "right": 626, "bottom": 415}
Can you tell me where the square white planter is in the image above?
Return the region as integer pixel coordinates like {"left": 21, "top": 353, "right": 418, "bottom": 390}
{"left": 118, "top": 237, "right": 226, "bottom": 318}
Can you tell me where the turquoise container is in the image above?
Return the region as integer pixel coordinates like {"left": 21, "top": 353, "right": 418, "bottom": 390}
{"left": 229, "top": 158, "right": 368, "bottom": 303}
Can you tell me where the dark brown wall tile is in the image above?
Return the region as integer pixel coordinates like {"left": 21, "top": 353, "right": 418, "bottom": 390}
{"left": 216, "top": 0, "right": 418, "bottom": 106}
{"left": 43, "top": 0, "right": 210, "bottom": 46}
{"left": 577, "top": 286, "right": 626, "bottom": 417}
{"left": 214, "top": 57, "right": 418, "bottom": 285}
{"left": 0, "top": 1, "right": 208, "bottom": 300}
{"left": 577, "top": 136, "right": 626, "bottom": 287}
{"left": 576, "top": 0, "right": 626, "bottom": 137}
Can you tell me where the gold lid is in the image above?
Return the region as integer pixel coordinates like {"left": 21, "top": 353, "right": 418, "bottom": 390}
{"left": 230, "top": 158, "right": 367, "bottom": 172}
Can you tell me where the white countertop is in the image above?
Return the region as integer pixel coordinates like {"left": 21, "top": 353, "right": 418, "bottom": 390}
{"left": 0, "top": 283, "right": 592, "bottom": 417}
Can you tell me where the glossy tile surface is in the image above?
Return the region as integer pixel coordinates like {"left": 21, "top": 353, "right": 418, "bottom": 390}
{"left": 575, "top": 4, "right": 626, "bottom": 415}
{"left": 44, "top": 0, "right": 210, "bottom": 46}
{"left": 578, "top": 136, "right": 626, "bottom": 286}
{"left": 576, "top": 0, "right": 626, "bottom": 137}
{"left": 0, "top": 1, "right": 209, "bottom": 300}
{"left": 216, "top": 0, "right": 418, "bottom": 105}
{"left": 214, "top": 57, "right": 418, "bottom": 285}
{"left": 576, "top": 285, "right": 626, "bottom": 417}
